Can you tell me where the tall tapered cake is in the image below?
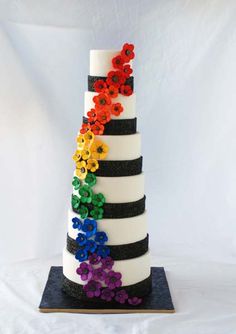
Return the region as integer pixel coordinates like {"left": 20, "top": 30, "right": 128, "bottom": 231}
{"left": 62, "top": 44, "right": 152, "bottom": 306}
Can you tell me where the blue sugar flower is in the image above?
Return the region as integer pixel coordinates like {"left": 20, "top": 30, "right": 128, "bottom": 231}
{"left": 72, "top": 217, "right": 82, "bottom": 230}
{"left": 97, "top": 245, "right": 110, "bottom": 258}
{"left": 95, "top": 231, "right": 108, "bottom": 245}
{"left": 76, "top": 233, "right": 87, "bottom": 246}
{"left": 75, "top": 248, "right": 88, "bottom": 262}
{"left": 82, "top": 218, "right": 97, "bottom": 238}
{"left": 85, "top": 239, "right": 97, "bottom": 253}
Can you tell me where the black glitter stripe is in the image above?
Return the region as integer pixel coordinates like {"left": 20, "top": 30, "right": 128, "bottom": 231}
{"left": 83, "top": 117, "right": 137, "bottom": 135}
{"left": 67, "top": 234, "right": 149, "bottom": 261}
{"left": 73, "top": 196, "right": 146, "bottom": 219}
{"left": 93, "top": 157, "right": 142, "bottom": 177}
{"left": 62, "top": 272, "right": 152, "bottom": 302}
{"left": 88, "top": 75, "right": 134, "bottom": 92}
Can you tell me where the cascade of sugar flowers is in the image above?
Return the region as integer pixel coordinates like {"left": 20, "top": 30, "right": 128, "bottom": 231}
{"left": 71, "top": 43, "right": 142, "bottom": 305}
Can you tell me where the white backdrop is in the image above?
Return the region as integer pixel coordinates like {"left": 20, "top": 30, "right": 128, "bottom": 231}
{"left": 0, "top": 0, "right": 236, "bottom": 265}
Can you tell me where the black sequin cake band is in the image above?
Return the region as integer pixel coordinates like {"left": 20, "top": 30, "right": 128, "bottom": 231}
{"left": 83, "top": 117, "right": 137, "bottom": 135}
{"left": 73, "top": 196, "right": 146, "bottom": 219}
{"left": 67, "top": 234, "right": 149, "bottom": 261}
{"left": 88, "top": 75, "right": 134, "bottom": 92}
{"left": 93, "top": 157, "right": 142, "bottom": 177}
{"left": 62, "top": 272, "right": 152, "bottom": 303}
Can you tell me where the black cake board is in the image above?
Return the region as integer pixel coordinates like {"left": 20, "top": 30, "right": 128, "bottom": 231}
{"left": 39, "top": 266, "right": 174, "bottom": 314}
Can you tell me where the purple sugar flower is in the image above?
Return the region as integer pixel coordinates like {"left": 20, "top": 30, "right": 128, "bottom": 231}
{"left": 83, "top": 280, "right": 102, "bottom": 298}
{"left": 92, "top": 268, "right": 107, "bottom": 281}
{"left": 76, "top": 262, "right": 93, "bottom": 281}
{"left": 101, "top": 288, "right": 115, "bottom": 302}
{"left": 115, "top": 289, "right": 129, "bottom": 304}
{"left": 88, "top": 253, "right": 101, "bottom": 265}
{"left": 105, "top": 270, "right": 122, "bottom": 290}
{"left": 101, "top": 256, "right": 114, "bottom": 270}
{"left": 128, "top": 296, "right": 142, "bottom": 305}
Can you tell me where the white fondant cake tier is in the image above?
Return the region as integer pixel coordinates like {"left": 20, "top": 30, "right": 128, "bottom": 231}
{"left": 73, "top": 173, "right": 144, "bottom": 203}
{"left": 68, "top": 209, "right": 148, "bottom": 245}
{"left": 84, "top": 91, "right": 136, "bottom": 120}
{"left": 63, "top": 248, "right": 151, "bottom": 286}
{"left": 96, "top": 133, "right": 141, "bottom": 160}
{"left": 90, "top": 50, "right": 133, "bottom": 77}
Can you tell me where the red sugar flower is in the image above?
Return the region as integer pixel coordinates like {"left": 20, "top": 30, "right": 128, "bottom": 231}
{"left": 93, "top": 79, "right": 107, "bottom": 93}
{"left": 121, "top": 43, "right": 135, "bottom": 62}
{"left": 93, "top": 93, "right": 111, "bottom": 110}
{"left": 106, "top": 70, "right": 126, "bottom": 88}
{"left": 111, "top": 103, "right": 123, "bottom": 116}
{"left": 97, "top": 109, "right": 111, "bottom": 124}
{"left": 120, "top": 85, "right": 133, "bottom": 96}
{"left": 80, "top": 122, "right": 91, "bottom": 134}
{"left": 91, "top": 121, "right": 104, "bottom": 135}
{"left": 105, "top": 85, "right": 119, "bottom": 99}
{"left": 123, "top": 64, "right": 133, "bottom": 78}
{"left": 87, "top": 108, "right": 97, "bottom": 123}
{"left": 112, "top": 55, "right": 125, "bottom": 70}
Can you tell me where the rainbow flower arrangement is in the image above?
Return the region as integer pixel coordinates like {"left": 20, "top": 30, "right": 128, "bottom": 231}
{"left": 71, "top": 43, "right": 142, "bottom": 305}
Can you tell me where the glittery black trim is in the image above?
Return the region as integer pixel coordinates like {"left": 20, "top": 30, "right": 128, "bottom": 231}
{"left": 67, "top": 234, "right": 149, "bottom": 261}
{"left": 83, "top": 117, "right": 137, "bottom": 135}
{"left": 88, "top": 75, "right": 134, "bottom": 92}
{"left": 73, "top": 196, "right": 146, "bottom": 219}
{"left": 62, "top": 272, "right": 152, "bottom": 302}
{"left": 92, "top": 157, "right": 142, "bottom": 177}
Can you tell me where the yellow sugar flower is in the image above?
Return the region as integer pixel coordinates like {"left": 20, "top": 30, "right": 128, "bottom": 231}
{"left": 84, "top": 130, "right": 94, "bottom": 146}
{"left": 75, "top": 160, "right": 87, "bottom": 180}
{"left": 81, "top": 148, "right": 91, "bottom": 160}
{"left": 91, "top": 140, "right": 109, "bottom": 160}
{"left": 72, "top": 149, "right": 82, "bottom": 163}
{"left": 87, "top": 159, "right": 99, "bottom": 172}
{"left": 77, "top": 134, "right": 85, "bottom": 149}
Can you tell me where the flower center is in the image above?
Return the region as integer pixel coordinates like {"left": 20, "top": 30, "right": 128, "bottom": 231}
{"left": 99, "top": 98, "right": 106, "bottom": 105}
{"left": 81, "top": 167, "right": 86, "bottom": 173}
{"left": 97, "top": 146, "right": 103, "bottom": 153}
{"left": 112, "top": 75, "right": 119, "bottom": 83}
{"left": 125, "top": 49, "right": 131, "bottom": 56}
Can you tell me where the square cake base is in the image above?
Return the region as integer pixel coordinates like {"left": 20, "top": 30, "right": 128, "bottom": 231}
{"left": 39, "top": 266, "right": 174, "bottom": 314}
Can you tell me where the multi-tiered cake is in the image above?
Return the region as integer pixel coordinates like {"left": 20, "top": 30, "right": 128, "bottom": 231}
{"left": 62, "top": 44, "right": 152, "bottom": 306}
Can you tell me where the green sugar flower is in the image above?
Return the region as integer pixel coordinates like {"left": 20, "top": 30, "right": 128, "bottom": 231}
{"left": 71, "top": 194, "right": 80, "bottom": 209}
{"left": 85, "top": 173, "right": 97, "bottom": 187}
{"left": 92, "top": 193, "right": 106, "bottom": 207}
{"left": 78, "top": 205, "right": 89, "bottom": 219}
{"left": 90, "top": 206, "right": 104, "bottom": 220}
{"left": 72, "top": 176, "right": 81, "bottom": 190}
{"left": 79, "top": 185, "right": 93, "bottom": 204}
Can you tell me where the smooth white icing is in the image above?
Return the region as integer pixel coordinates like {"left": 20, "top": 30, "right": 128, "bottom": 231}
{"left": 84, "top": 91, "right": 136, "bottom": 120}
{"left": 95, "top": 133, "right": 141, "bottom": 160}
{"left": 63, "top": 248, "right": 151, "bottom": 286}
{"left": 68, "top": 210, "right": 148, "bottom": 245}
{"left": 73, "top": 172, "right": 144, "bottom": 203}
{"left": 90, "top": 50, "right": 133, "bottom": 77}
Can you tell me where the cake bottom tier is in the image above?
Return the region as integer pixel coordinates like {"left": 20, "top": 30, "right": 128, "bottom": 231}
{"left": 62, "top": 248, "right": 152, "bottom": 300}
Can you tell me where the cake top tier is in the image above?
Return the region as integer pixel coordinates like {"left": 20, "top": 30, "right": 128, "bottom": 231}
{"left": 89, "top": 50, "right": 133, "bottom": 77}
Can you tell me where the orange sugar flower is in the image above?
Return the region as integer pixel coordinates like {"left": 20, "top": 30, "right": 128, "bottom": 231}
{"left": 87, "top": 108, "right": 97, "bottom": 123}
{"left": 112, "top": 55, "right": 125, "bottom": 70}
{"left": 106, "top": 70, "right": 126, "bottom": 88}
{"left": 93, "top": 80, "right": 107, "bottom": 93}
{"left": 93, "top": 93, "right": 111, "bottom": 110}
{"left": 97, "top": 109, "right": 111, "bottom": 124}
{"left": 120, "top": 85, "right": 133, "bottom": 96}
{"left": 91, "top": 121, "right": 104, "bottom": 135}
{"left": 121, "top": 43, "right": 135, "bottom": 62}
{"left": 80, "top": 122, "right": 91, "bottom": 134}
{"left": 104, "top": 85, "right": 119, "bottom": 99}
{"left": 111, "top": 103, "right": 123, "bottom": 116}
